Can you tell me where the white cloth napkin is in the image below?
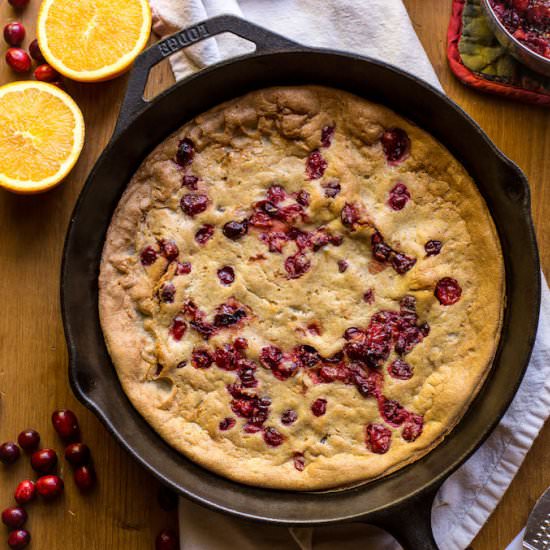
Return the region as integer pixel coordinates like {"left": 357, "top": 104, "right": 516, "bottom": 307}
{"left": 148, "top": 1, "right": 550, "bottom": 548}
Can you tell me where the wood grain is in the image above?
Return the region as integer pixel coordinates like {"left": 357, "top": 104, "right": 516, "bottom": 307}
{"left": 0, "top": 1, "right": 548, "bottom": 548}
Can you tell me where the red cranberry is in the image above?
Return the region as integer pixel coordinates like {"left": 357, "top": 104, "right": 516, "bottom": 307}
{"left": 388, "top": 183, "right": 411, "bottom": 210}
{"left": 28, "top": 39, "right": 44, "bottom": 62}
{"left": 159, "top": 239, "right": 179, "bottom": 261}
{"left": 31, "top": 448, "right": 58, "bottom": 473}
{"left": 4, "top": 22, "right": 25, "bottom": 46}
{"left": 366, "top": 423, "right": 392, "bottom": 454}
{"left": 17, "top": 429, "right": 40, "bottom": 452}
{"left": 311, "top": 398, "right": 327, "bottom": 417}
{"left": 337, "top": 259, "right": 349, "bottom": 273}
{"left": 263, "top": 427, "right": 284, "bottom": 447}
{"left": 285, "top": 252, "right": 311, "bottom": 279}
{"left": 156, "top": 529, "right": 179, "bottom": 550}
{"left": 34, "top": 64, "right": 60, "bottom": 82}
{"left": 341, "top": 203, "right": 360, "bottom": 229}
{"left": 36, "top": 475, "right": 64, "bottom": 500}
{"left": 296, "top": 190, "right": 310, "bottom": 207}
{"left": 7, "top": 530, "right": 30, "bottom": 550}
{"left": 5, "top": 47, "right": 31, "bottom": 72}
{"left": 267, "top": 184, "right": 287, "bottom": 203}
{"left": 74, "top": 465, "right": 95, "bottom": 492}
{"left": 281, "top": 409, "right": 297, "bottom": 425}
{"left": 1, "top": 507, "right": 27, "bottom": 529}
{"left": 191, "top": 348, "right": 213, "bottom": 369}
{"left": 381, "top": 128, "right": 410, "bottom": 164}
{"left": 52, "top": 409, "right": 80, "bottom": 441}
{"left": 8, "top": 0, "right": 30, "bottom": 7}
{"left": 176, "top": 138, "right": 194, "bottom": 166}
{"left": 402, "top": 413, "right": 424, "bottom": 442}
{"left": 322, "top": 180, "right": 341, "bottom": 198}
{"left": 391, "top": 253, "right": 416, "bottom": 274}
{"left": 293, "top": 452, "right": 305, "bottom": 471}
{"left": 181, "top": 193, "right": 209, "bottom": 216}
{"left": 217, "top": 266, "right": 235, "bottom": 285}
{"left": 234, "top": 337, "right": 248, "bottom": 350}
{"left": 169, "top": 315, "right": 187, "bottom": 341}
{"left": 157, "top": 485, "right": 178, "bottom": 512}
{"left": 159, "top": 282, "right": 176, "bottom": 303}
{"left": 64, "top": 442, "right": 90, "bottom": 466}
{"left": 435, "top": 277, "right": 462, "bottom": 305}
{"left": 14, "top": 480, "right": 36, "bottom": 504}
{"left": 424, "top": 240, "right": 442, "bottom": 256}
{"left": 140, "top": 245, "right": 158, "bottom": 266}
{"left": 194, "top": 224, "right": 214, "bottom": 244}
{"left": 222, "top": 219, "right": 248, "bottom": 240}
{"left": 321, "top": 125, "right": 335, "bottom": 147}
{"left": 175, "top": 261, "right": 191, "bottom": 275}
{"left": 380, "top": 397, "right": 409, "bottom": 427}
{"left": 363, "top": 289, "right": 375, "bottom": 304}
{"left": 182, "top": 174, "right": 198, "bottom": 189}
{"left": 306, "top": 150, "right": 327, "bottom": 180}
{"left": 219, "top": 417, "right": 236, "bottom": 431}
{"left": 389, "top": 359, "right": 413, "bottom": 380}
{"left": 0, "top": 442, "right": 20, "bottom": 464}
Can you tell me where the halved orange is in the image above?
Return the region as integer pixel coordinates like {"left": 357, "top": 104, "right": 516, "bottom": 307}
{"left": 37, "top": 0, "right": 152, "bottom": 83}
{"left": 0, "top": 81, "right": 85, "bottom": 194}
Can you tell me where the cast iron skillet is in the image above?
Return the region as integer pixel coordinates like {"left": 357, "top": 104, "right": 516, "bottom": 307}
{"left": 61, "top": 15, "right": 540, "bottom": 549}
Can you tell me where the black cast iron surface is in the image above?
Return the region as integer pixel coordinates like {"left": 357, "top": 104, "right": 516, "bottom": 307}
{"left": 61, "top": 16, "right": 540, "bottom": 550}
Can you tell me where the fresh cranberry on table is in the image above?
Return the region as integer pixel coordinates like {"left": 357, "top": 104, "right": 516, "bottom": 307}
{"left": 435, "top": 277, "right": 462, "bottom": 305}
{"left": 64, "top": 442, "right": 91, "bottom": 466}
{"left": 5, "top": 47, "right": 31, "bottom": 72}
{"left": 381, "top": 128, "right": 410, "bottom": 164}
{"left": 34, "top": 63, "right": 61, "bottom": 83}
{"left": 8, "top": 0, "right": 30, "bottom": 8}
{"left": 74, "top": 465, "right": 96, "bottom": 492}
{"left": 14, "top": 480, "right": 36, "bottom": 504}
{"left": 36, "top": 475, "right": 64, "bottom": 500}
{"left": 1, "top": 507, "right": 27, "bottom": 529}
{"left": 52, "top": 409, "right": 80, "bottom": 441}
{"left": 7, "top": 529, "right": 30, "bottom": 550}
{"left": 3, "top": 22, "right": 25, "bottom": 46}
{"left": 17, "top": 429, "right": 40, "bottom": 452}
{"left": 28, "top": 38, "right": 45, "bottom": 62}
{"left": 31, "top": 448, "right": 58, "bottom": 473}
{"left": 222, "top": 219, "right": 248, "bottom": 240}
{"left": 0, "top": 441, "right": 20, "bottom": 464}
{"left": 311, "top": 398, "right": 327, "bottom": 417}
{"left": 156, "top": 529, "right": 180, "bottom": 550}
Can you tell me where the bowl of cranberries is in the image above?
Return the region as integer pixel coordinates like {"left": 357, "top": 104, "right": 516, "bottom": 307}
{"left": 482, "top": 0, "right": 550, "bottom": 76}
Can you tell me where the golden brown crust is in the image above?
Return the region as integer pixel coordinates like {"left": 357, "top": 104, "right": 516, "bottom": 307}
{"left": 99, "top": 86, "right": 504, "bottom": 490}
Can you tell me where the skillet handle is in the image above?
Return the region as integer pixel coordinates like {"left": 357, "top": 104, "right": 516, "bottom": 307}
{"left": 366, "top": 483, "right": 442, "bottom": 550}
{"left": 114, "top": 14, "right": 301, "bottom": 137}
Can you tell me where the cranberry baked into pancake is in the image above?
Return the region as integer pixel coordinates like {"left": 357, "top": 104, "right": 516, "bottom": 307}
{"left": 99, "top": 86, "right": 504, "bottom": 490}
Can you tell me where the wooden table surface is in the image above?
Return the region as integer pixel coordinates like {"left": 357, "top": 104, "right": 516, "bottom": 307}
{"left": 0, "top": 0, "right": 548, "bottom": 548}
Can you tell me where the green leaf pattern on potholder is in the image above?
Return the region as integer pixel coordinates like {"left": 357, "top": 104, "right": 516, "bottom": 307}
{"left": 458, "top": 0, "right": 550, "bottom": 90}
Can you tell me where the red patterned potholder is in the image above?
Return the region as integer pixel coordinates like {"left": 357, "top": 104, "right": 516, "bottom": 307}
{"left": 447, "top": 0, "right": 550, "bottom": 106}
